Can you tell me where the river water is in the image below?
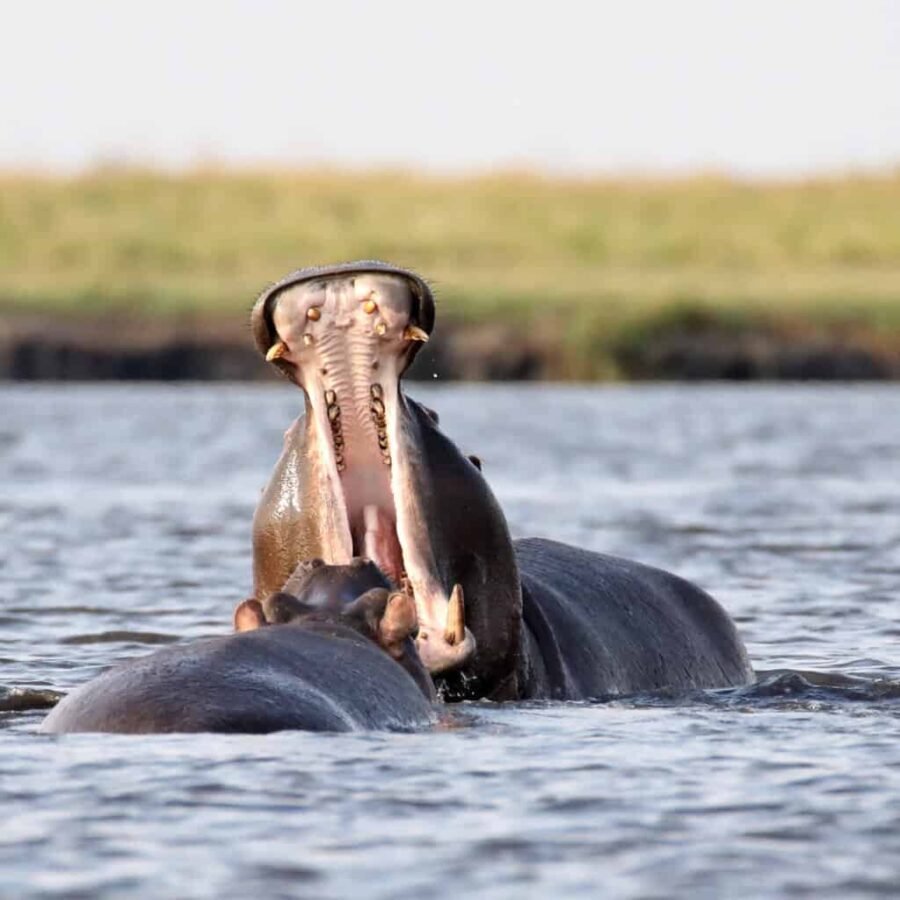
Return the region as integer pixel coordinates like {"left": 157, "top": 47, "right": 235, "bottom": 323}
{"left": 1, "top": 384, "right": 899, "bottom": 899}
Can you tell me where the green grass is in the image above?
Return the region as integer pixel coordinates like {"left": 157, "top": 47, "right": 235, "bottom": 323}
{"left": 2, "top": 167, "right": 899, "bottom": 365}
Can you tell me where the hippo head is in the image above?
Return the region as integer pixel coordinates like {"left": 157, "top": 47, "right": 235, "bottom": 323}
{"left": 250, "top": 263, "right": 522, "bottom": 700}
{"left": 281, "top": 556, "right": 392, "bottom": 607}
{"left": 234, "top": 558, "right": 435, "bottom": 699}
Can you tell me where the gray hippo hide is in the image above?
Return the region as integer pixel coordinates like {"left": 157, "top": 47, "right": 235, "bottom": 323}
{"left": 239, "top": 556, "right": 435, "bottom": 702}
{"left": 41, "top": 565, "right": 435, "bottom": 735}
{"left": 251, "top": 261, "right": 753, "bottom": 703}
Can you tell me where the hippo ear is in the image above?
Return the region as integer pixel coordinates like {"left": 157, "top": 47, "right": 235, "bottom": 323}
{"left": 234, "top": 599, "right": 267, "bottom": 632}
{"left": 379, "top": 592, "right": 419, "bottom": 651}
{"left": 262, "top": 591, "right": 316, "bottom": 624}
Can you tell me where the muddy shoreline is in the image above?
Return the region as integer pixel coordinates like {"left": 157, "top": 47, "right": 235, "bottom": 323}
{"left": 1, "top": 314, "right": 897, "bottom": 381}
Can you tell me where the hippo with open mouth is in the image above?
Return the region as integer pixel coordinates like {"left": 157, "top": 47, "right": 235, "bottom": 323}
{"left": 251, "top": 261, "right": 754, "bottom": 701}
{"left": 42, "top": 561, "right": 435, "bottom": 734}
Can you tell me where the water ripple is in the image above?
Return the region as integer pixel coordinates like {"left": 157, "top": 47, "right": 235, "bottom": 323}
{"left": 1, "top": 384, "right": 899, "bottom": 898}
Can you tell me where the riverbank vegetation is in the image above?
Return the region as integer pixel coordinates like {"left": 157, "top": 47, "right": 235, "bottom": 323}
{"left": 2, "top": 168, "right": 898, "bottom": 377}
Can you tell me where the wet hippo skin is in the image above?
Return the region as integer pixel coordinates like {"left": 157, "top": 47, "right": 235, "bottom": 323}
{"left": 252, "top": 261, "right": 754, "bottom": 703}
{"left": 250, "top": 560, "right": 436, "bottom": 702}
{"left": 42, "top": 590, "right": 435, "bottom": 735}
{"left": 514, "top": 539, "right": 753, "bottom": 699}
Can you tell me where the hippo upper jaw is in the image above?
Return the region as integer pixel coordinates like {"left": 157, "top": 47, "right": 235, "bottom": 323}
{"left": 251, "top": 265, "right": 480, "bottom": 677}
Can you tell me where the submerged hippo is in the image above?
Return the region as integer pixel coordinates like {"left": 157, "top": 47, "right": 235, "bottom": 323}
{"left": 252, "top": 261, "right": 754, "bottom": 701}
{"left": 42, "top": 571, "right": 435, "bottom": 734}
{"left": 238, "top": 556, "right": 436, "bottom": 701}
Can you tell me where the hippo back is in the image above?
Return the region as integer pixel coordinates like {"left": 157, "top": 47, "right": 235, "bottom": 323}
{"left": 515, "top": 538, "right": 753, "bottom": 699}
{"left": 41, "top": 625, "right": 436, "bottom": 734}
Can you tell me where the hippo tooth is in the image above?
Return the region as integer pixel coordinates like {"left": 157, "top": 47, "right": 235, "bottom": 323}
{"left": 402, "top": 325, "right": 429, "bottom": 343}
{"left": 265, "top": 340, "right": 288, "bottom": 361}
{"left": 444, "top": 584, "right": 465, "bottom": 646}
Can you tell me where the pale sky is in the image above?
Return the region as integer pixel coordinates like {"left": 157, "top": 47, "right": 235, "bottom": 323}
{"left": 2, "top": 0, "right": 899, "bottom": 174}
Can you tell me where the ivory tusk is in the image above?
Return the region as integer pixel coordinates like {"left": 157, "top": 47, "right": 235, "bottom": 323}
{"left": 266, "top": 341, "right": 288, "bottom": 361}
{"left": 445, "top": 583, "right": 465, "bottom": 645}
{"left": 403, "top": 325, "right": 430, "bottom": 343}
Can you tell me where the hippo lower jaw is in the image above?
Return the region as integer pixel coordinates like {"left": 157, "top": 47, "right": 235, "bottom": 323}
{"left": 416, "top": 626, "right": 477, "bottom": 675}
{"left": 257, "top": 269, "right": 476, "bottom": 675}
{"left": 412, "top": 585, "right": 477, "bottom": 675}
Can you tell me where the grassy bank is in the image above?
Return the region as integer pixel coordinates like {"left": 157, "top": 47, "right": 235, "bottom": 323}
{"left": 2, "top": 168, "right": 899, "bottom": 377}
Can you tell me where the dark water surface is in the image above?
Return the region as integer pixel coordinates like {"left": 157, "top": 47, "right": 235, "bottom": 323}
{"left": 2, "top": 384, "right": 899, "bottom": 899}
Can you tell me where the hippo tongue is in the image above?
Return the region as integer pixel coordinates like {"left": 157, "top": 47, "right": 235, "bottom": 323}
{"left": 363, "top": 504, "right": 403, "bottom": 586}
